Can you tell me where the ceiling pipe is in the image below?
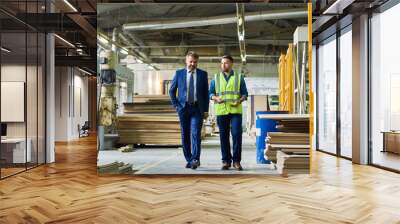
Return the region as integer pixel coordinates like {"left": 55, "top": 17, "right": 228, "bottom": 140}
{"left": 122, "top": 9, "right": 307, "bottom": 31}
{"left": 117, "top": 32, "right": 154, "bottom": 65}
{"left": 111, "top": 28, "right": 159, "bottom": 70}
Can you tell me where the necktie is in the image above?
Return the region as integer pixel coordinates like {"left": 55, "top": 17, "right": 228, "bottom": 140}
{"left": 188, "top": 71, "right": 195, "bottom": 103}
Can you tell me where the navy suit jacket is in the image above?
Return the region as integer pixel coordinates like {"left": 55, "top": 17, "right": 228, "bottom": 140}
{"left": 169, "top": 68, "right": 209, "bottom": 114}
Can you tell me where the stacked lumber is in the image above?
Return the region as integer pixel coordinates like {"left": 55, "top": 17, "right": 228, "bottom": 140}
{"left": 124, "top": 95, "right": 175, "bottom": 114}
{"left": 275, "top": 120, "right": 309, "bottom": 133}
{"left": 133, "top": 95, "right": 170, "bottom": 103}
{"left": 97, "top": 162, "right": 134, "bottom": 174}
{"left": 259, "top": 114, "right": 310, "bottom": 175}
{"left": 117, "top": 95, "right": 183, "bottom": 145}
{"left": 123, "top": 102, "right": 176, "bottom": 113}
{"left": 258, "top": 114, "right": 309, "bottom": 133}
{"left": 117, "top": 114, "right": 181, "bottom": 145}
{"left": 276, "top": 151, "right": 309, "bottom": 175}
{"left": 265, "top": 132, "right": 309, "bottom": 163}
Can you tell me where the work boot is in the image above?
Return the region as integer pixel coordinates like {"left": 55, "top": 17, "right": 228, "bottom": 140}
{"left": 221, "top": 162, "right": 231, "bottom": 170}
{"left": 233, "top": 162, "right": 243, "bottom": 171}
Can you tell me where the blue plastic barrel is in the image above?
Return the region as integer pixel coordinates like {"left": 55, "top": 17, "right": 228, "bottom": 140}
{"left": 256, "top": 111, "right": 288, "bottom": 164}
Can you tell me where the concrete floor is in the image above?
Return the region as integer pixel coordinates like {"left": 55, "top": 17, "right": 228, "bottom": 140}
{"left": 98, "top": 135, "right": 279, "bottom": 175}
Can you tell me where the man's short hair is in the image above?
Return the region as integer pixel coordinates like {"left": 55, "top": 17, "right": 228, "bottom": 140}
{"left": 186, "top": 51, "right": 199, "bottom": 59}
{"left": 221, "top": 55, "right": 234, "bottom": 63}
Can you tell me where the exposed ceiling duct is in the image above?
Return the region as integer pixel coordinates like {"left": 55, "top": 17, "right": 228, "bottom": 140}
{"left": 122, "top": 9, "right": 307, "bottom": 31}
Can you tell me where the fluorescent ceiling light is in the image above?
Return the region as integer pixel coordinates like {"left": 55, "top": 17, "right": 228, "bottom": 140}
{"left": 54, "top": 34, "right": 75, "bottom": 48}
{"left": 120, "top": 48, "right": 129, "bottom": 55}
{"left": 63, "top": 0, "right": 78, "bottom": 12}
{"left": 147, "top": 64, "right": 159, "bottom": 71}
{"left": 1, "top": 47, "right": 11, "bottom": 53}
{"left": 78, "top": 67, "right": 93, "bottom": 76}
{"left": 98, "top": 35, "right": 109, "bottom": 45}
{"left": 136, "top": 59, "right": 143, "bottom": 64}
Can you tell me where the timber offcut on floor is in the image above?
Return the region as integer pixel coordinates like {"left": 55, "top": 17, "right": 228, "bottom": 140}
{"left": 1, "top": 135, "right": 400, "bottom": 223}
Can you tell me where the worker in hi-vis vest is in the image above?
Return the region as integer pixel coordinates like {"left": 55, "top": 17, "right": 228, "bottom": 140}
{"left": 209, "top": 55, "right": 248, "bottom": 171}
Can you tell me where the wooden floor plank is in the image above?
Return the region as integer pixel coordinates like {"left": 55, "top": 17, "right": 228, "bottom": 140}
{"left": 0, "top": 135, "right": 400, "bottom": 223}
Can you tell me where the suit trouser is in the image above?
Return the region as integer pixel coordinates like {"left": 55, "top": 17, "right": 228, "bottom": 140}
{"left": 216, "top": 113, "right": 242, "bottom": 164}
{"left": 178, "top": 103, "right": 203, "bottom": 163}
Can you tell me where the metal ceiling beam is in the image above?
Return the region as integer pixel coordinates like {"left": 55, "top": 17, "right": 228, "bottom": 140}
{"left": 55, "top": 55, "right": 96, "bottom": 70}
{"left": 98, "top": 29, "right": 159, "bottom": 70}
{"left": 117, "top": 31, "right": 153, "bottom": 64}
{"left": 322, "top": 0, "right": 355, "bottom": 15}
{"left": 126, "top": 44, "right": 238, "bottom": 49}
{"left": 67, "top": 14, "right": 97, "bottom": 39}
{"left": 122, "top": 8, "right": 307, "bottom": 31}
{"left": 149, "top": 55, "right": 279, "bottom": 59}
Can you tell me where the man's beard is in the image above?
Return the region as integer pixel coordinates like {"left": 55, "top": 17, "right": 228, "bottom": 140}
{"left": 187, "top": 65, "right": 196, "bottom": 71}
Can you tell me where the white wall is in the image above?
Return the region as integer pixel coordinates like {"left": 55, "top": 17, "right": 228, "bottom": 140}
{"left": 55, "top": 67, "right": 69, "bottom": 141}
{"left": 1, "top": 64, "right": 46, "bottom": 164}
{"left": 55, "top": 67, "right": 89, "bottom": 141}
{"left": 130, "top": 62, "right": 279, "bottom": 96}
{"left": 133, "top": 69, "right": 175, "bottom": 95}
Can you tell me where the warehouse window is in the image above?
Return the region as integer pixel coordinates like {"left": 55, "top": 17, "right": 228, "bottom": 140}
{"left": 339, "top": 26, "right": 352, "bottom": 159}
{"left": 370, "top": 3, "right": 400, "bottom": 171}
{"left": 317, "top": 35, "right": 337, "bottom": 155}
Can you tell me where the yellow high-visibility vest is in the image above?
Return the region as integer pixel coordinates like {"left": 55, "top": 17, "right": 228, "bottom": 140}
{"left": 214, "top": 71, "right": 242, "bottom": 116}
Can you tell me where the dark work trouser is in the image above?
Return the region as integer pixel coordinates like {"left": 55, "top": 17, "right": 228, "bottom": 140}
{"left": 216, "top": 113, "right": 242, "bottom": 164}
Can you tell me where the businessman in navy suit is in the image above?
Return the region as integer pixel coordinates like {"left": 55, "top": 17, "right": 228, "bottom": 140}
{"left": 169, "top": 51, "right": 209, "bottom": 169}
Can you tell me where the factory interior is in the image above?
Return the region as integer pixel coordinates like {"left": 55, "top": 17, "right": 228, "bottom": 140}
{"left": 0, "top": 0, "right": 400, "bottom": 223}
{"left": 96, "top": 3, "right": 309, "bottom": 175}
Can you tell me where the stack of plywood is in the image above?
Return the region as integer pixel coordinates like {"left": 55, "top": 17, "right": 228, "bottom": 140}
{"left": 258, "top": 114, "right": 309, "bottom": 133}
{"left": 276, "top": 151, "right": 309, "bottom": 175}
{"left": 97, "top": 162, "right": 134, "bottom": 174}
{"left": 259, "top": 114, "right": 310, "bottom": 175}
{"left": 117, "top": 95, "right": 182, "bottom": 145}
{"left": 123, "top": 102, "right": 176, "bottom": 113}
{"left": 133, "top": 95, "right": 171, "bottom": 103}
{"left": 124, "top": 95, "right": 175, "bottom": 114}
{"left": 265, "top": 132, "right": 309, "bottom": 163}
{"left": 275, "top": 119, "right": 309, "bottom": 133}
{"left": 117, "top": 114, "right": 181, "bottom": 145}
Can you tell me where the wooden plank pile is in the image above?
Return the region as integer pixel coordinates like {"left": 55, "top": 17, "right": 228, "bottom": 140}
{"left": 97, "top": 162, "right": 134, "bottom": 174}
{"left": 133, "top": 95, "right": 171, "bottom": 103}
{"left": 265, "top": 132, "right": 309, "bottom": 163}
{"left": 117, "top": 114, "right": 181, "bottom": 145}
{"left": 123, "top": 95, "right": 175, "bottom": 114}
{"left": 276, "top": 151, "right": 309, "bottom": 176}
{"left": 118, "top": 95, "right": 182, "bottom": 145}
{"left": 260, "top": 114, "right": 310, "bottom": 175}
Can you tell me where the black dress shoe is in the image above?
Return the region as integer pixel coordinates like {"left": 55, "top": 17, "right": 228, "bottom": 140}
{"left": 185, "top": 163, "right": 191, "bottom": 168}
{"left": 233, "top": 162, "right": 243, "bottom": 171}
{"left": 221, "top": 162, "right": 231, "bottom": 170}
{"left": 191, "top": 160, "right": 200, "bottom": 170}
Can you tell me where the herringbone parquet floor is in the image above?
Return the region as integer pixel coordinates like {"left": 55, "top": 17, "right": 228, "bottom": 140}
{"left": 1, "top": 135, "right": 400, "bottom": 224}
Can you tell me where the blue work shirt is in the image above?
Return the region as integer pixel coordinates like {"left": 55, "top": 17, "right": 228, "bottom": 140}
{"left": 209, "top": 70, "right": 248, "bottom": 99}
